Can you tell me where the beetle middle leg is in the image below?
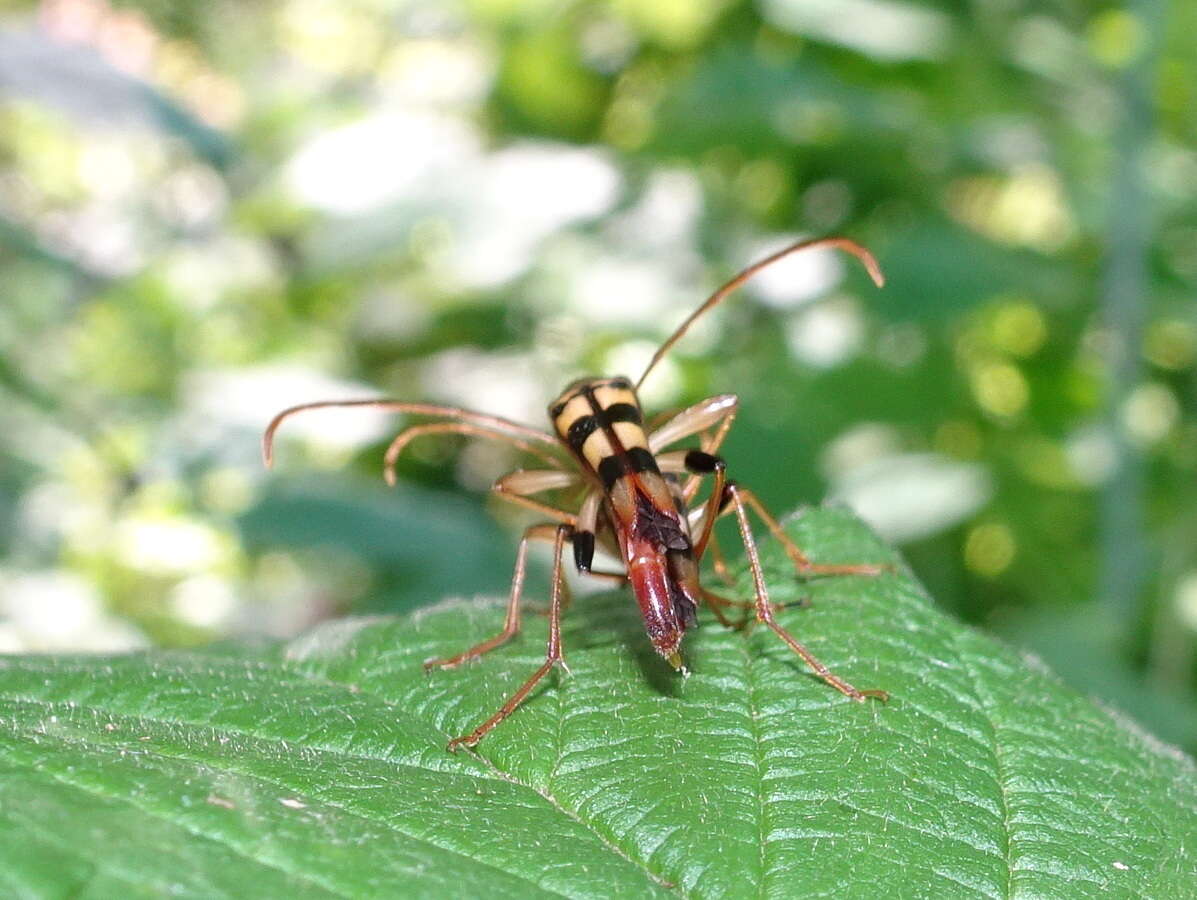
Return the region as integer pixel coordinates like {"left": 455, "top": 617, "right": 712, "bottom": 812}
{"left": 446, "top": 523, "right": 573, "bottom": 750}
{"left": 493, "top": 474, "right": 627, "bottom": 587}
{"left": 701, "top": 588, "right": 759, "bottom": 629}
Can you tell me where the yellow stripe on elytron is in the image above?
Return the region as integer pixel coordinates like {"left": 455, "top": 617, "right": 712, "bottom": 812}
{"left": 553, "top": 394, "right": 593, "bottom": 436}
{"left": 581, "top": 429, "right": 615, "bottom": 469}
{"left": 611, "top": 421, "right": 648, "bottom": 450}
{"left": 580, "top": 423, "right": 648, "bottom": 470}
{"left": 592, "top": 385, "right": 638, "bottom": 411}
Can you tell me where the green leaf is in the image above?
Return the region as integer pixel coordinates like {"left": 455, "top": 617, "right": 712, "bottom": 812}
{"left": 2, "top": 509, "right": 1194, "bottom": 897}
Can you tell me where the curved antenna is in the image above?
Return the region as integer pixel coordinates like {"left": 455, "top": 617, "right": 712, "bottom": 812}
{"left": 262, "top": 398, "right": 559, "bottom": 468}
{"left": 382, "top": 421, "right": 567, "bottom": 486}
{"left": 636, "top": 236, "right": 885, "bottom": 390}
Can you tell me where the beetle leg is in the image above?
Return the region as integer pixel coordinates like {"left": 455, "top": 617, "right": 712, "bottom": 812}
{"left": 672, "top": 450, "right": 888, "bottom": 578}
{"left": 492, "top": 471, "right": 581, "bottom": 525}
{"left": 701, "top": 588, "right": 754, "bottom": 629}
{"left": 494, "top": 469, "right": 580, "bottom": 494}
{"left": 447, "top": 524, "right": 572, "bottom": 750}
{"left": 705, "top": 532, "right": 737, "bottom": 586}
{"left": 664, "top": 451, "right": 737, "bottom": 587}
{"left": 723, "top": 486, "right": 889, "bottom": 578}
{"left": 571, "top": 490, "right": 600, "bottom": 573}
{"left": 724, "top": 484, "right": 887, "bottom": 702}
{"left": 648, "top": 394, "right": 739, "bottom": 453}
{"left": 497, "top": 485, "right": 625, "bottom": 585}
{"left": 648, "top": 395, "right": 740, "bottom": 506}
{"left": 491, "top": 477, "right": 624, "bottom": 585}
{"left": 424, "top": 523, "right": 561, "bottom": 671}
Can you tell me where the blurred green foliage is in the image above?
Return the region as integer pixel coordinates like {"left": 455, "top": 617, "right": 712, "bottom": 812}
{"left": 0, "top": 0, "right": 1195, "bottom": 750}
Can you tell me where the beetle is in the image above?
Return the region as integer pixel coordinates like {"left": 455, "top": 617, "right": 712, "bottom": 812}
{"left": 264, "top": 236, "right": 889, "bottom": 750}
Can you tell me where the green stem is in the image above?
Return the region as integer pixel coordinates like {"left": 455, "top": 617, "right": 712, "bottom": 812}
{"left": 1096, "top": 2, "right": 1162, "bottom": 638}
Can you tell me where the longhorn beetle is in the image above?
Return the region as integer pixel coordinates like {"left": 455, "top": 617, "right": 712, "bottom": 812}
{"left": 264, "top": 237, "right": 889, "bottom": 750}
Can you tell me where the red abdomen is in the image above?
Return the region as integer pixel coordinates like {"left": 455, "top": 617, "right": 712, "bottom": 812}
{"left": 622, "top": 530, "right": 701, "bottom": 668}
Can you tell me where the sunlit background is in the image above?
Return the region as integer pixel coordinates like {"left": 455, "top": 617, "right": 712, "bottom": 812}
{"left": 1, "top": 0, "right": 1194, "bottom": 749}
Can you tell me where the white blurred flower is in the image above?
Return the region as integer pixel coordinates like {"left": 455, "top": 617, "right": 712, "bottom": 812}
{"left": 603, "top": 340, "right": 681, "bottom": 409}
{"left": 1176, "top": 573, "right": 1197, "bottom": 632}
{"left": 1065, "top": 425, "right": 1117, "bottom": 485}
{"left": 180, "top": 365, "right": 390, "bottom": 458}
{"left": 747, "top": 235, "right": 843, "bottom": 309}
{"left": 163, "top": 236, "right": 278, "bottom": 312}
{"left": 378, "top": 38, "right": 494, "bottom": 107}
{"left": 570, "top": 254, "right": 682, "bottom": 326}
{"left": 761, "top": 0, "right": 951, "bottom": 62}
{"left": 447, "top": 143, "right": 620, "bottom": 287}
{"left": 606, "top": 168, "right": 702, "bottom": 251}
{"left": 422, "top": 348, "right": 545, "bottom": 425}
{"left": 0, "top": 570, "right": 146, "bottom": 652}
{"left": 0, "top": 624, "right": 23, "bottom": 654}
{"left": 286, "top": 111, "right": 620, "bottom": 287}
{"left": 1121, "top": 383, "right": 1179, "bottom": 445}
{"left": 821, "top": 423, "right": 903, "bottom": 481}
{"left": 169, "top": 574, "right": 238, "bottom": 629}
{"left": 114, "top": 515, "right": 226, "bottom": 575}
{"left": 828, "top": 453, "right": 992, "bottom": 543}
{"left": 786, "top": 296, "right": 864, "bottom": 368}
{"left": 285, "top": 111, "right": 480, "bottom": 216}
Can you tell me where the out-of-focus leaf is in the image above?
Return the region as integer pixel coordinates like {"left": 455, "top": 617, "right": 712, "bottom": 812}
{"left": 238, "top": 475, "right": 515, "bottom": 606}
{"left": 2, "top": 509, "right": 1194, "bottom": 897}
{"left": 876, "top": 222, "right": 1062, "bottom": 321}
{"left": 654, "top": 48, "right": 888, "bottom": 154}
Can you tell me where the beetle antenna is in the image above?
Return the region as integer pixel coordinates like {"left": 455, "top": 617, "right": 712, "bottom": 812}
{"left": 635, "top": 236, "right": 884, "bottom": 390}
{"left": 262, "top": 399, "right": 558, "bottom": 468}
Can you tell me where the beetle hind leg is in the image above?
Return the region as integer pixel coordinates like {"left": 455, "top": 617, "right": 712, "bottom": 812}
{"left": 727, "top": 486, "right": 890, "bottom": 579}
{"left": 424, "top": 522, "right": 563, "bottom": 671}
{"left": 723, "top": 483, "right": 887, "bottom": 702}
{"left": 445, "top": 524, "right": 573, "bottom": 750}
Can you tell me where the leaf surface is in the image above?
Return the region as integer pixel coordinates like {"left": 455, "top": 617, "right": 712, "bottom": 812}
{"left": 1, "top": 509, "right": 1194, "bottom": 898}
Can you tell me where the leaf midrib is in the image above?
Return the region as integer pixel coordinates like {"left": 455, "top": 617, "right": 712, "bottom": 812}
{"left": 949, "top": 631, "right": 1014, "bottom": 900}
{"left": 467, "top": 742, "right": 682, "bottom": 896}
{"left": 739, "top": 634, "right": 769, "bottom": 899}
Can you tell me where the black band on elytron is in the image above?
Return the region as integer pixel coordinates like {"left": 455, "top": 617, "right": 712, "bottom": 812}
{"left": 597, "top": 446, "right": 660, "bottom": 490}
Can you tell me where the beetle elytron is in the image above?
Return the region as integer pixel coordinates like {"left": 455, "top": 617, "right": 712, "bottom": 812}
{"left": 264, "top": 237, "right": 889, "bottom": 750}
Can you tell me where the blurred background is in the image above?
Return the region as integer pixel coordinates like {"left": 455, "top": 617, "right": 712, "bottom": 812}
{"left": 1, "top": 0, "right": 1194, "bottom": 749}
